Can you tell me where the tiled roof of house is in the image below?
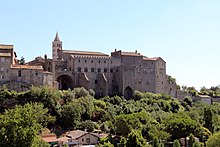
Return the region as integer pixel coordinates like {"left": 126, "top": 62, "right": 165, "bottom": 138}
{"left": 41, "top": 134, "right": 59, "bottom": 143}
{"left": 66, "top": 130, "right": 86, "bottom": 139}
{"left": 63, "top": 50, "right": 109, "bottom": 57}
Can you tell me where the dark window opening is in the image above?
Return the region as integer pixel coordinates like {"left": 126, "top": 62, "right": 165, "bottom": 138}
{"left": 18, "top": 70, "right": 21, "bottom": 77}
{"left": 104, "top": 68, "right": 107, "bottom": 73}
{"left": 78, "top": 67, "right": 81, "bottom": 72}
{"left": 98, "top": 69, "right": 101, "bottom": 72}
{"left": 84, "top": 68, "right": 88, "bottom": 72}
{"left": 91, "top": 68, "right": 95, "bottom": 72}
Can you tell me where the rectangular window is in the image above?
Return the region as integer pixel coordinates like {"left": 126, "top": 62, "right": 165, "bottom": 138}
{"left": 35, "top": 71, "right": 38, "bottom": 76}
{"left": 0, "top": 75, "right": 4, "bottom": 79}
{"left": 104, "top": 68, "right": 107, "bottom": 73}
{"left": 84, "top": 68, "right": 88, "bottom": 72}
{"left": 110, "top": 69, "right": 113, "bottom": 73}
{"left": 18, "top": 70, "right": 21, "bottom": 77}
{"left": 91, "top": 68, "right": 95, "bottom": 72}
{"left": 98, "top": 68, "right": 101, "bottom": 73}
{"left": 0, "top": 57, "right": 5, "bottom": 63}
{"left": 78, "top": 67, "right": 81, "bottom": 72}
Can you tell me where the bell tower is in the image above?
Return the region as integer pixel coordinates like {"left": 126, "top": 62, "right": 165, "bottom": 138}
{"left": 52, "top": 32, "right": 62, "bottom": 60}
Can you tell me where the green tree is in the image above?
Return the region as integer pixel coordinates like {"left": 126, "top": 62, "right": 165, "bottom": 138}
{"left": 206, "top": 132, "right": 220, "bottom": 147}
{"left": 188, "top": 133, "right": 195, "bottom": 147}
{"left": 192, "top": 142, "right": 201, "bottom": 147}
{"left": 173, "top": 140, "right": 180, "bottom": 147}
{"left": 19, "top": 56, "right": 25, "bottom": 65}
{"left": 60, "top": 102, "right": 82, "bottom": 128}
{"left": 114, "top": 113, "right": 141, "bottom": 136}
{"left": 0, "top": 103, "right": 53, "bottom": 147}
{"left": 164, "top": 113, "right": 200, "bottom": 139}
{"left": 80, "top": 120, "right": 96, "bottom": 132}
{"left": 152, "top": 137, "right": 164, "bottom": 147}
{"left": 119, "top": 137, "right": 127, "bottom": 147}
{"left": 204, "top": 107, "right": 214, "bottom": 133}
{"left": 126, "top": 130, "right": 147, "bottom": 147}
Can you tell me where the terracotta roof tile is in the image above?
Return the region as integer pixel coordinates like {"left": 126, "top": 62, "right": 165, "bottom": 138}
{"left": 41, "top": 134, "right": 59, "bottom": 143}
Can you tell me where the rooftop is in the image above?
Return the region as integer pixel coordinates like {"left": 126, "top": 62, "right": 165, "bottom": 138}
{"left": 41, "top": 134, "right": 59, "bottom": 143}
{"left": 63, "top": 50, "right": 109, "bottom": 57}
{"left": 0, "top": 44, "right": 13, "bottom": 50}
{"left": 66, "top": 130, "right": 86, "bottom": 139}
{"left": 121, "top": 51, "right": 142, "bottom": 56}
{"left": 11, "top": 64, "right": 43, "bottom": 70}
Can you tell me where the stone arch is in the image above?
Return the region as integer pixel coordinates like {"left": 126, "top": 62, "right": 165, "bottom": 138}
{"left": 124, "top": 86, "right": 133, "bottom": 100}
{"left": 57, "top": 75, "right": 73, "bottom": 90}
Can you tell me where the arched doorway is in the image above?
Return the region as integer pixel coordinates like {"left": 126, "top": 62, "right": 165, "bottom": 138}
{"left": 57, "top": 75, "right": 73, "bottom": 90}
{"left": 124, "top": 86, "right": 133, "bottom": 100}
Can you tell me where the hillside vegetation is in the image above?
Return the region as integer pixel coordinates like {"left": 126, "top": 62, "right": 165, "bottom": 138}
{"left": 0, "top": 86, "right": 220, "bottom": 146}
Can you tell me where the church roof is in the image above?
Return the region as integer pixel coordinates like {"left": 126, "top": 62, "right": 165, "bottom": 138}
{"left": 54, "top": 32, "right": 60, "bottom": 41}
{"left": 63, "top": 50, "right": 109, "bottom": 57}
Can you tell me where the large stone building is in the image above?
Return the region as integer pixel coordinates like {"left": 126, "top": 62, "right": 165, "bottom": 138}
{"left": 52, "top": 33, "right": 178, "bottom": 98}
{"left": 0, "top": 44, "right": 52, "bottom": 91}
{"left": 0, "top": 33, "right": 178, "bottom": 98}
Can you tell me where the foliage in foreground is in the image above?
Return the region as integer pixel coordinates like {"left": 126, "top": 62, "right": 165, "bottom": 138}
{"left": 0, "top": 103, "right": 52, "bottom": 147}
{"left": 1, "top": 86, "right": 220, "bottom": 146}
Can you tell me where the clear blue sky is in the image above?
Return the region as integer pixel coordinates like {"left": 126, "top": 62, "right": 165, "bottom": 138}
{"left": 0, "top": 0, "right": 220, "bottom": 89}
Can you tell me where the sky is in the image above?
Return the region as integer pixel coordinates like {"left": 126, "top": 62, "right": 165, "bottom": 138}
{"left": 0, "top": 0, "right": 220, "bottom": 90}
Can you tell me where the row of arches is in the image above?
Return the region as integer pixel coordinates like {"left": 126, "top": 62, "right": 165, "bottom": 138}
{"left": 56, "top": 74, "right": 133, "bottom": 99}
